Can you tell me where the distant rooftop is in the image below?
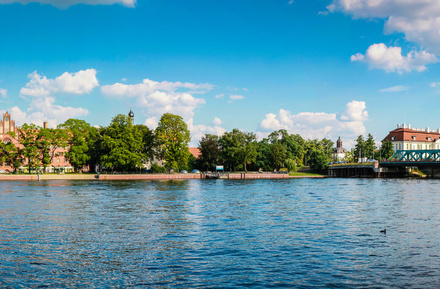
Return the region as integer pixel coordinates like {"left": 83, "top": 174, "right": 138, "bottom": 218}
{"left": 396, "top": 124, "right": 440, "bottom": 134}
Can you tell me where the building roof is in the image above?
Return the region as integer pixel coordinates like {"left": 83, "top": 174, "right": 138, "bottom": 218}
{"left": 188, "top": 147, "right": 201, "bottom": 159}
{"left": 383, "top": 127, "right": 440, "bottom": 143}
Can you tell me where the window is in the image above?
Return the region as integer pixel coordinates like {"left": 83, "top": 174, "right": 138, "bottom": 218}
{"left": 427, "top": 137, "right": 432, "bottom": 141}
{"left": 391, "top": 136, "right": 395, "bottom": 140}
{"left": 57, "top": 158, "right": 60, "bottom": 163}
{"left": 412, "top": 136, "right": 416, "bottom": 140}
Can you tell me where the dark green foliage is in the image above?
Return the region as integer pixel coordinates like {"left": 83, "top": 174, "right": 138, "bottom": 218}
{"left": 219, "top": 129, "right": 258, "bottom": 172}
{"left": 197, "top": 134, "right": 220, "bottom": 171}
{"left": 308, "top": 149, "right": 329, "bottom": 172}
{"left": 380, "top": 140, "right": 394, "bottom": 160}
{"left": 151, "top": 163, "right": 166, "bottom": 173}
{"left": 269, "top": 142, "right": 287, "bottom": 170}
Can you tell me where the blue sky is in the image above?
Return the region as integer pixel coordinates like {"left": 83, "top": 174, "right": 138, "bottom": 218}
{"left": 1, "top": 0, "right": 440, "bottom": 147}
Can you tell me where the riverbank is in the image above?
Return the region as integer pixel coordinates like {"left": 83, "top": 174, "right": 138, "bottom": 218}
{"left": 0, "top": 172, "right": 328, "bottom": 181}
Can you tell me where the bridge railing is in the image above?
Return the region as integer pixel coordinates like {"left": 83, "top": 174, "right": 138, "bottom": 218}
{"left": 389, "top": 150, "right": 440, "bottom": 162}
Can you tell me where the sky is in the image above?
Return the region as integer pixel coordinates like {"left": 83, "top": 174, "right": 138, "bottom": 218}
{"left": 1, "top": 0, "right": 440, "bottom": 148}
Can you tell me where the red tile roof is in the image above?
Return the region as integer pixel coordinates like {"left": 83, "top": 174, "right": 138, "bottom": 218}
{"left": 383, "top": 128, "right": 440, "bottom": 143}
{"left": 188, "top": 147, "right": 201, "bottom": 159}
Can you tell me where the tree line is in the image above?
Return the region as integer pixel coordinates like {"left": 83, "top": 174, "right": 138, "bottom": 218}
{"left": 0, "top": 112, "right": 395, "bottom": 174}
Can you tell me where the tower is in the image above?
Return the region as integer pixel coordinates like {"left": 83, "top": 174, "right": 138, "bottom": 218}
{"left": 128, "top": 109, "right": 134, "bottom": 122}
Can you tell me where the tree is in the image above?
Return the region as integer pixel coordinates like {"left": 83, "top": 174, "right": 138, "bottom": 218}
{"left": 197, "top": 134, "right": 221, "bottom": 171}
{"left": 269, "top": 142, "right": 287, "bottom": 170}
{"left": 285, "top": 158, "right": 297, "bottom": 173}
{"left": 219, "top": 129, "right": 258, "bottom": 172}
{"left": 99, "top": 114, "right": 146, "bottom": 171}
{"left": 364, "top": 133, "right": 377, "bottom": 160}
{"left": 380, "top": 140, "right": 394, "bottom": 160}
{"left": 12, "top": 123, "right": 41, "bottom": 173}
{"left": 37, "top": 128, "right": 69, "bottom": 172}
{"left": 319, "top": 138, "right": 335, "bottom": 158}
{"left": 254, "top": 138, "right": 271, "bottom": 171}
{"left": 155, "top": 113, "right": 191, "bottom": 171}
{"left": 308, "top": 149, "right": 329, "bottom": 172}
{"left": 0, "top": 141, "right": 23, "bottom": 173}
{"left": 354, "top": 135, "right": 365, "bottom": 163}
{"left": 58, "top": 119, "right": 97, "bottom": 172}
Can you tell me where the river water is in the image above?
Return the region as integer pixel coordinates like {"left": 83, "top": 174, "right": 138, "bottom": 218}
{"left": 1, "top": 178, "right": 440, "bottom": 288}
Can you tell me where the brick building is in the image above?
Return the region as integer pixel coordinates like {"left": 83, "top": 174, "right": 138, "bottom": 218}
{"left": 0, "top": 112, "right": 73, "bottom": 173}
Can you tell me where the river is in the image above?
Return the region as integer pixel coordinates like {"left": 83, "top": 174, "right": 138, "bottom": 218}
{"left": 1, "top": 178, "right": 440, "bottom": 288}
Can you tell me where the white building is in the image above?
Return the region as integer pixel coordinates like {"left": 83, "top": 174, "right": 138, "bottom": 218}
{"left": 383, "top": 124, "right": 440, "bottom": 151}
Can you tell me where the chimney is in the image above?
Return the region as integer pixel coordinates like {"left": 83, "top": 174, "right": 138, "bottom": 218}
{"left": 43, "top": 122, "right": 47, "bottom": 129}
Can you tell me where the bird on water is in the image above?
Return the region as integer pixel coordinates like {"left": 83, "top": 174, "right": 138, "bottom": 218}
{"left": 380, "top": 229, "right": 386, "bottom": 234}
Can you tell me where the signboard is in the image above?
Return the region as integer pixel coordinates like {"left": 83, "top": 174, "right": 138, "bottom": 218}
{"left": 216, "top": 165, "right": 224, "bottom": 171}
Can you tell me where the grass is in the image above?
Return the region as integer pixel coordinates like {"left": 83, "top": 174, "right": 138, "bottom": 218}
{"left": 289, "top": 171, "right": 326, "bottom": 177}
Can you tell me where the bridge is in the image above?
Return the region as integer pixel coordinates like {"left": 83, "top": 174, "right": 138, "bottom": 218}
{"left": 329, "top": 150, "right": 440, "bottom": 178}
{"left": 380, "top": 150, "right": 440, "bottom": 167}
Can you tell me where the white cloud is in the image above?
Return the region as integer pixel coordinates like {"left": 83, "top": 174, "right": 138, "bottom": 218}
{"left": 187, "top": 118, "right": 226, "bottom": 147}
{"left": 3, "top": 97, "right": 88, "bottom": 128}
{"left": 0, "top": 88, "right": 7, "bottom": 98}
{"left": 20, "top": 69, "right": 99, "bottom": 97}
{"left": 212, "top": 117, "right": 222, "bottom": 126}
{"left": 351, "top": 43, "right": 438, "bottom": 73}
{"left": 0, "top": 0, "right": 136, "bottom": 8}
{"left": 229, "top": 94, "right": 245, "bottom": 100}
{"left": 429, "top": 82, "right": 440, "bottom": 88}
{"left": 379, "top": 85, "right": 410, "bottom": 92}
{"left": 330, "top": 0, "right": 440, "bottom": 55}
{"left": 102, "top": 78, "right": 218, "bottom": 144}
{"left": 215, "top": 94, "right": 224, "bottom": 98}
{"left": 101, "top": 78, "right": 211, "bottom": 121}
{"left": 258, "top": 100, "right": 368, "bottom": 145}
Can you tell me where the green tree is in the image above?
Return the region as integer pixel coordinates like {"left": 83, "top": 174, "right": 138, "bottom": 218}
{"left": 380, "top": 140, "right": 394, "bottom": 160}
{"left": 269, "top": 142, "right": 287, "bottom": 170}
{"left": 0, "top": 141, "right": 23, "bottom": 173}
{"left": 37, "top": 128, "right": 69, "bottom": 171}
{"left": 285, "top": 158, "right": 297, "bottom": 173}
{"left": 197, "top": 134, "right": 221, "bottom": 171}
{"left": 308, "top": 149, "right": 329, "bottom": 172}
{"left": 99, "top": 114, "right": 146, "bottom": 171}
{"left": 319, "top": 138, "right": 335, "bottom": 158}
{"left": 155, "top": 113, "right": 191, "bottom": 171}
{"left": 254, "top": 138, "right": 271, "bottom": 171}
{"left": 12, "top": 123, "right": 41, "bottom": 173}
{"left": 59, "top": 119, "right": 98, "bottom": 172}
{"left": 354, "top": 135, "right": 365, "bottom": 163}
{"left": 364, "top": 133, "right": 377, "bottom": 160}
{"left": 219, "top": 129, "right": 258, "bottom": 172}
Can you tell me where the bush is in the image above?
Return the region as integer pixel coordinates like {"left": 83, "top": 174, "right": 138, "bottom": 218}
{"left": 285, "top": 158, "right": 297, "bottom": 172}
{"left": 151, "top": 163, "right": 167, "bottom": 173}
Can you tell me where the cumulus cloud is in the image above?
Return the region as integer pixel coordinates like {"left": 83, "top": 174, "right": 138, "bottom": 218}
{"left": 102, "top": 77, "right": 220, "bottom": 145}
{"left": 3, "top": 97, "right": 88, "bottom": 128}
{"left": 7, "top": 69, "right": 95, "bottom": 128}
{"left": 101, "top": 78, "right": 212, "bottom": 121}
{"left": 351, "top": 43, "right": 438, "bottom": 73}
{"left": 187, "top": 118, "right": 226, "bottom": 147}
{"left": 0, "top": 88, "right": 7, "bottom": 98}
{"left": 379, "top": 85, "right": 410, "bottom": 92}
{"left": 20, "top": 69, "right": 99, "bottom": 97}
{"left": 258, "top": 100, "right": 368, "bottom": 144}
{"left": 329, "top": 0, "right": 440, "bottom": 55}
{"left": 0, "top": 0, "right": 136, "bottom": 8}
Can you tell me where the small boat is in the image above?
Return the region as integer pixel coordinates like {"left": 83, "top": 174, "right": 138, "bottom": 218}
{"left": 203, "top": 172, "right": 220, "bottom": 179}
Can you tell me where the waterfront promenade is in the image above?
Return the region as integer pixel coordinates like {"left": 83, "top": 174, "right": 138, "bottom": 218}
{"left": 0, "top": 172, "right": 326, "bottom": 181}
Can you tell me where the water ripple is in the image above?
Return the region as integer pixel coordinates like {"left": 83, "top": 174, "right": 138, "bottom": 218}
{"left": 1, "top": 179, "right": 440, "bottom": 287}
